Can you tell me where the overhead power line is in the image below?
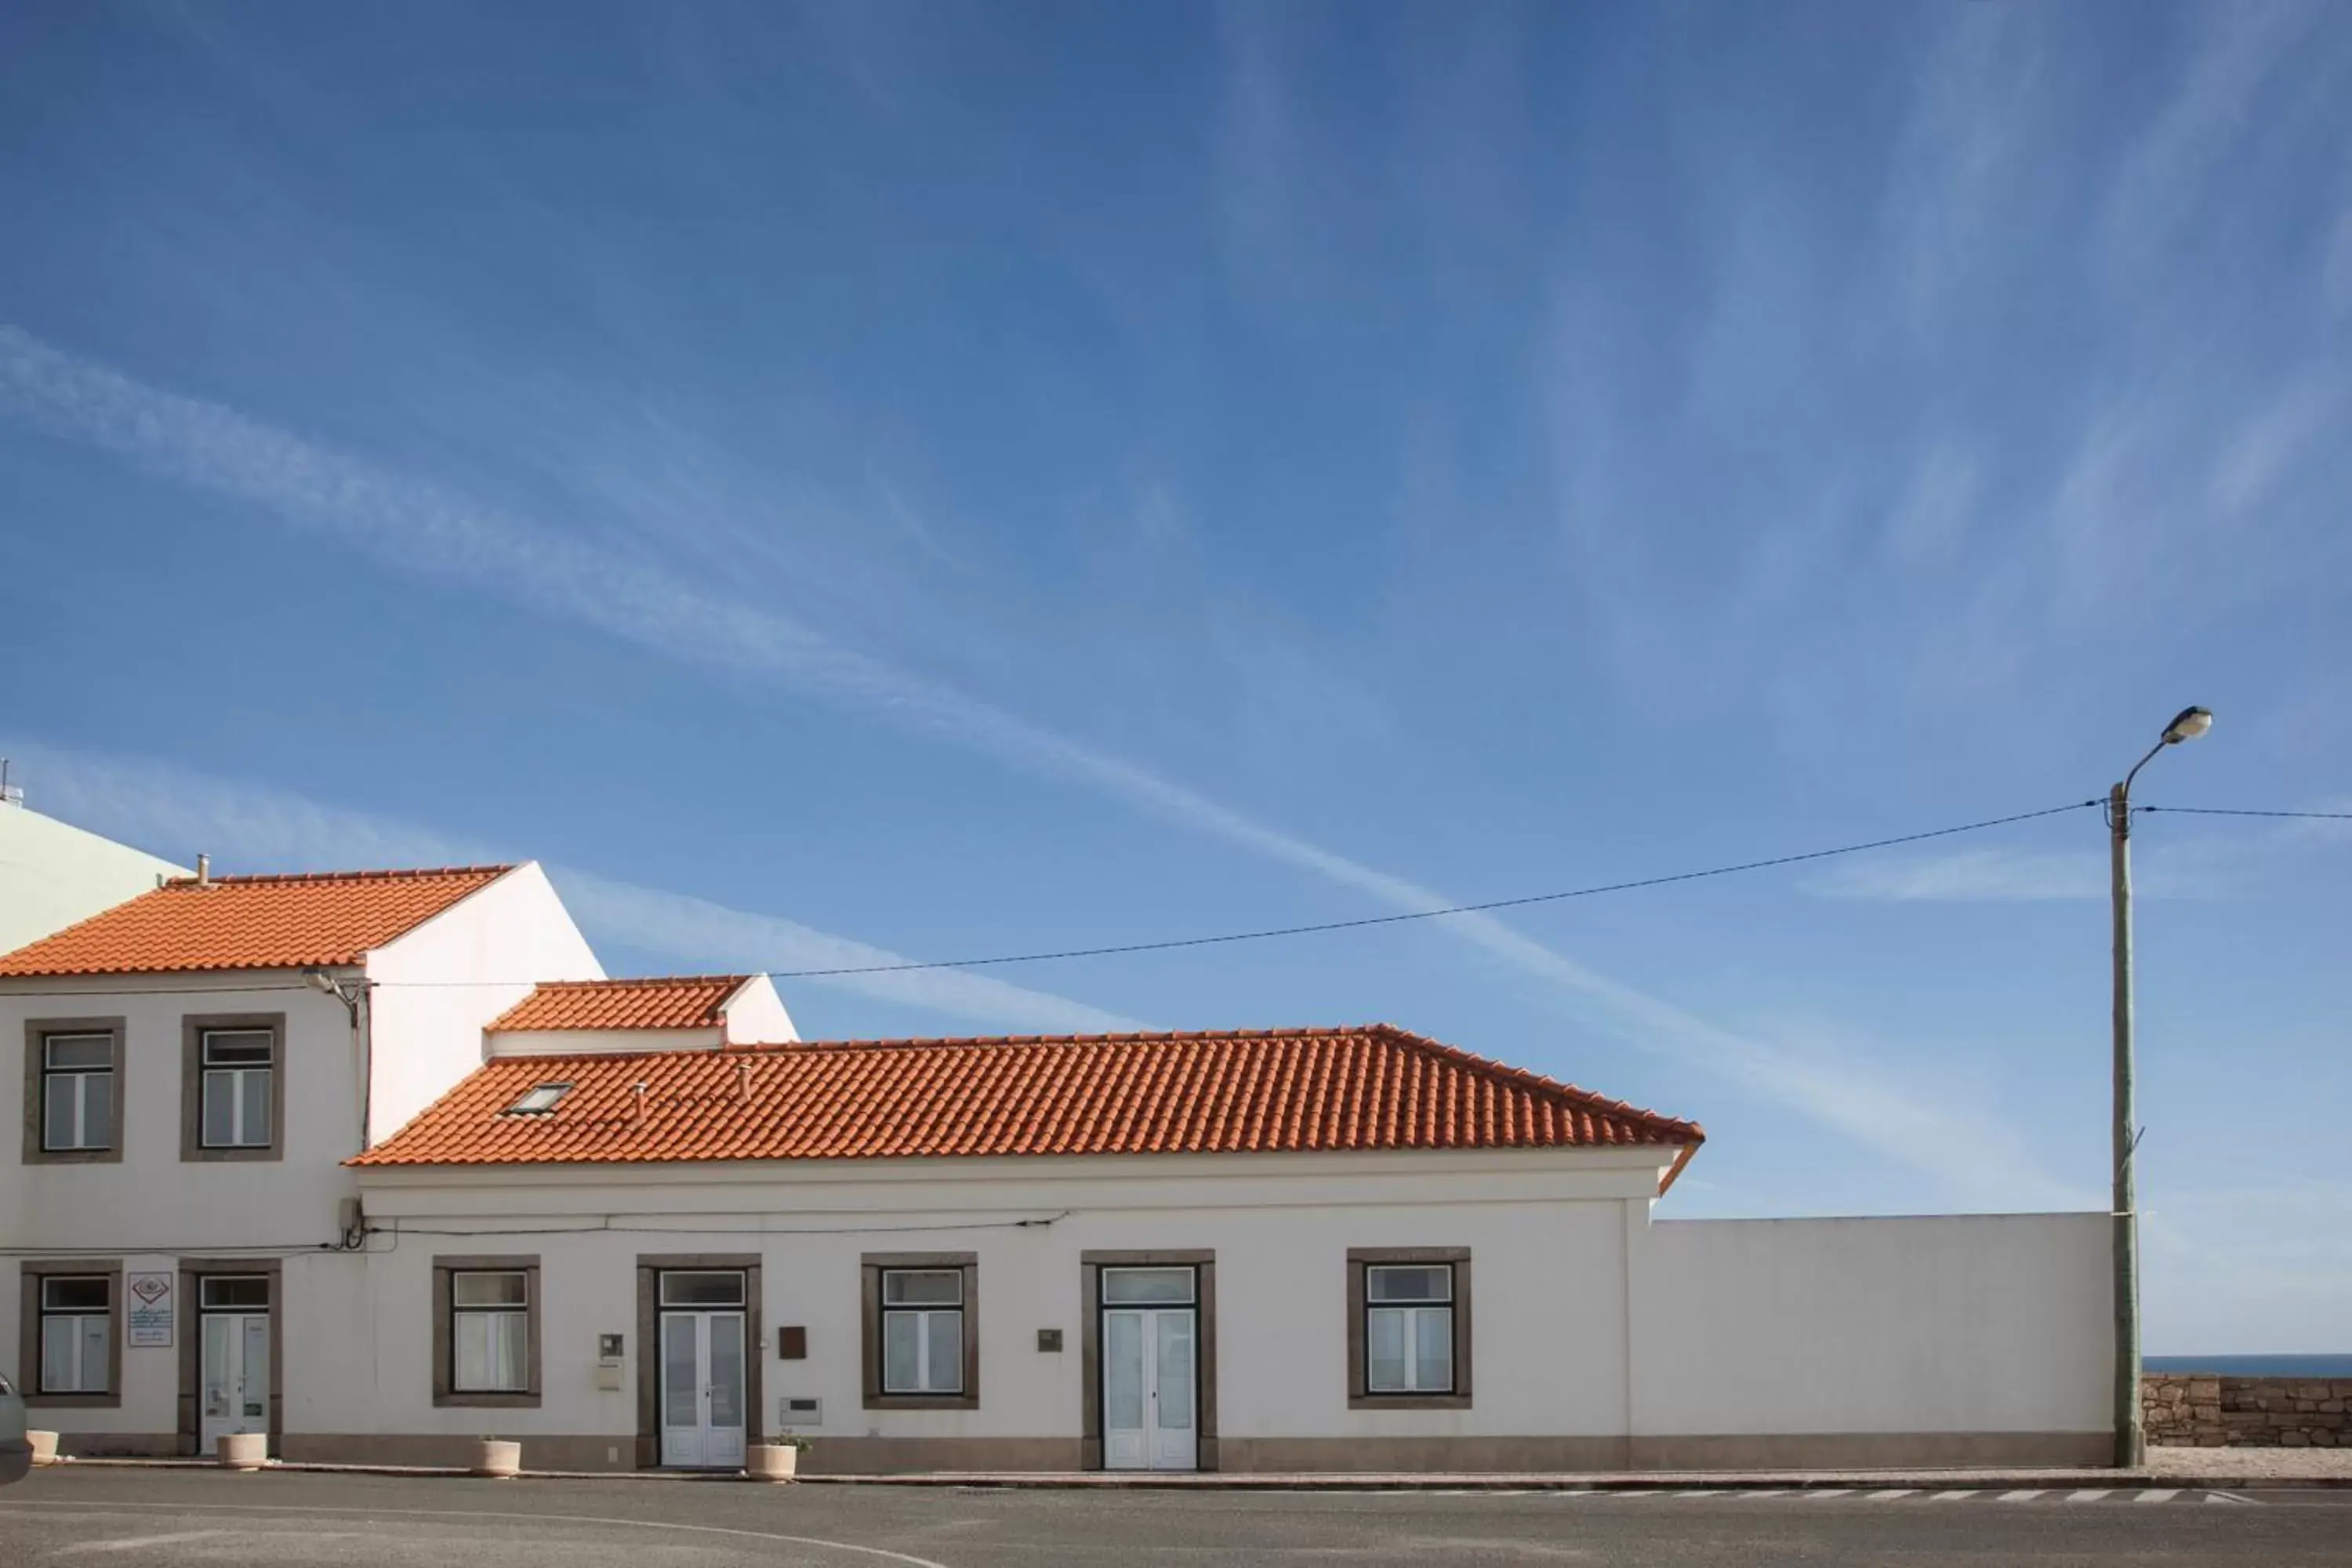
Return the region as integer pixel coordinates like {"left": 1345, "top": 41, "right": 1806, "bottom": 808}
{"left": 7, "top": 794, "right": 2336, "bottom": 993}
{"left": 768, "top": 799, "right": 2105, "bottom": 977}
{"left": 2137, "top": 805, "right": 2352, "bottom": 820}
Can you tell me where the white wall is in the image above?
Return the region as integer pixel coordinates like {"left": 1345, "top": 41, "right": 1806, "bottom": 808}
{"left": 1628, "top": 1212, "right": 2111, "bottom": 1437}
{"left": 0, "top": 804, "right": 186, "bottom": 959}
{"left": 1, "top": 971, "right": 368, "bottom": 1443}
{"left": 719, "top": 975, "right": 797, "bottom": 1044}
{"left": 346, "top": 1149, "right": 1672, "bottom": 1455}
{"left": 364, "top": 862, "right": 602, "bottom": 1143}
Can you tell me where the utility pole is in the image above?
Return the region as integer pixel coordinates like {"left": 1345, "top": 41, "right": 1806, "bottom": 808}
{"left": 2108, "top": 705, "right": 2211, "bottom": 1469}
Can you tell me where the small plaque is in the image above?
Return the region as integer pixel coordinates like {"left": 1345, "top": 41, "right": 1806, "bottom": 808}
{"left": 1036, "top": 1327, "right": 1064, "bottom": 1353}
{"left": 779, "top": 1325, "right": 808, "bottom": 1359}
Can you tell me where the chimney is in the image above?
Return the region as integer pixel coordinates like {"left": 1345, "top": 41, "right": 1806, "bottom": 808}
{"left": 736, "top": 1058, "right": 752, "bottom": 1105}
{"left": 631, "top": 1082, "right": 648, "bottom": 1126}
{"left": 195, "top": 854, "right": 211, "bottom": 886}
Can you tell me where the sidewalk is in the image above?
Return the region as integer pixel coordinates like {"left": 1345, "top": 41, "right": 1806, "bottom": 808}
{"left": 45, "top": 1450, "right": 2351, "bottom": 1490}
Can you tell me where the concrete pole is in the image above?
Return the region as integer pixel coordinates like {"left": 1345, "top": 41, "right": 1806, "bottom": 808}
{"left": 2109, "top": 779, "right": 2143, "bottom": 1468}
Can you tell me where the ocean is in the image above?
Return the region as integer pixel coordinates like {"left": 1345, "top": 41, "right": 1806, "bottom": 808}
{"left": 2146, "top": 1354, "right": 2352, "bottom": 1377}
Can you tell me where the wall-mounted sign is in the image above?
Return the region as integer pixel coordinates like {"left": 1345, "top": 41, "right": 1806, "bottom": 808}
{"left": 127, "top": 1271, "right": 174, "bottom": 1348}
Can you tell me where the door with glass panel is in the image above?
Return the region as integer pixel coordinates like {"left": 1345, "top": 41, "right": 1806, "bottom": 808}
{"left": 198, "top": 1276, "right": 270, "bottom": 1450}
{"left": 1098, "top": 1267, "right": 1197, "bottom": 1472}
{"left": 659, "top": 1272, "right": 746, "bottom": 1468}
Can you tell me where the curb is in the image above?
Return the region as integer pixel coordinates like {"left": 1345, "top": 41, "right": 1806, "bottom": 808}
{"left": 32, "top": 1456, "right": 2351, "bottom": 1490}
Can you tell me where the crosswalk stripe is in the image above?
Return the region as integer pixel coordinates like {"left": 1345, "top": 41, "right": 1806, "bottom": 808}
{"left": 1997, "top": 1490, "right": 2045, "bottom": 1501}
{"left": 1865, "top": 1490, "right": 1915, "bottom": 1501}
{"left": 2133, "top": 1489, "right": 2180, "bottom": 1504}
{"left": 2067, "top": 1490, "right": 2113, "bottom": 1502}
{"left": 1799, "top": 1490, "right": 1851, "bottom": 1500}
{"left": 2204, "top": 1492, "right": 2259, "bottom": 1506}
{"left": 1924, "top": 1490, "right": 1976, "bottom": 1501}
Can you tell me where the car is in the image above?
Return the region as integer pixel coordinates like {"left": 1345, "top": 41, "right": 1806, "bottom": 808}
{"left": 0, "top": 1370, "right": 29, "bottom": 1484}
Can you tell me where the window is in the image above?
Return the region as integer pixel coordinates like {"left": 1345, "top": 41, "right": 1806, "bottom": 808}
{"left": 432, "top": 1256, "right": 540, "bottom": 1407}
{"left": 452, "top": 1272, "right": 529, "bottom": 1392}
{"left": 1100, "top": 1267, "right": 1196, "bottom": 1305}
{"left": 199, "top": 1276, "right": 270, "bottom": 1311}
{"left": 880, "top": 1270, "right": 964, "bottom": 1395}
{"left": 38, "top": 1276, "right": 111, "bottom": 1395}
{"left": 181, "top": 1014, "right": 285, "bottom": 1162}
{"left": 22, "top": 1018, "right": 124, "bottom": 1166}
{"left": 1348, "top": 1248, "right": 1471, "bottom": 1408}
{"left": 861, "top": 1252, "right": 978, "bottom": 1409}
{"left": 1365, "top": 1265, "right": 1453, "bottom": 1393}
{"left": 200, "top": 1030, "right": 274, "bottom": 1148}
{"left": 659, "top": 1271, "right": 746, "bottom": 1308}
{"left": 504, "top": 1083, "right": 571, "bottom": 1116}
{"left": 42, "top": 1034, "right": 114, "bottom": 1151}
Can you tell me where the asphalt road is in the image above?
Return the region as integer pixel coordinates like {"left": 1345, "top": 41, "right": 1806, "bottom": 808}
{"left": 2, "top": 1469, "right": 2348, "bottom": 1567}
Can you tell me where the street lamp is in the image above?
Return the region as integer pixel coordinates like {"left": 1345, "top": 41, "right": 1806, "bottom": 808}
{"left": 2107, "top": 704, "right": 2212, "bottom": 1468}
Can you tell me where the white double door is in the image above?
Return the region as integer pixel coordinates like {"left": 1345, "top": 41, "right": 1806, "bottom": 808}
{"left": 200, "top": 1312, "right": 270, "bottom": 1450}
{"left": 660, "top": 1310, "right": 747, "bottom": 1468}
{"left": 1102, "top": 1307, "right": 1197, "bottom": 1471}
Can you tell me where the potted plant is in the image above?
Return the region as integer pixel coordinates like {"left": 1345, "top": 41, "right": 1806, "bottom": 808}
{"left": 473, "top": 1437, "right": 522, "bottom": 1479}
{"left": 746, "top": 1435, "right": 811, "bottom": 1482}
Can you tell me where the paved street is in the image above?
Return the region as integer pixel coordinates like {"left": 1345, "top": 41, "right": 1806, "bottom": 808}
{"left": 3, "top": 1469, "right": 2348, "bottom": 1567}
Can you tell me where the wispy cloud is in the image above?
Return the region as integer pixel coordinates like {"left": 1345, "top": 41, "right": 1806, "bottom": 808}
{"left": 2, "top": 737, "right": 1142, "bottom": 1035}
{"left": 0, "top": 326, "right": 2082, "bottom": 1205}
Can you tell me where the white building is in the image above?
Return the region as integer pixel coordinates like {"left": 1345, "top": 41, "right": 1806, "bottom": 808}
{"left": 0, "top": 798, "right": 187, "bottom": 957}
{"left": 4, "top": 862, "right": 2113, "bottom": 1474}
{"left": 0, "top": 862, "right": 601, "bottom": 1457}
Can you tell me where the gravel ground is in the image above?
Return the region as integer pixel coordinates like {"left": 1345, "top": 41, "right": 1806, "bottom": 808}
{"left": 2150, "top": 1446, "right": 2352, "bottom": 1482}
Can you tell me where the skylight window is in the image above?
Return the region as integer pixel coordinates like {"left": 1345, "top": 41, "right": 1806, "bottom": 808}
{"left": 504, "top": 1083, "right": 572, "bottom": 1116}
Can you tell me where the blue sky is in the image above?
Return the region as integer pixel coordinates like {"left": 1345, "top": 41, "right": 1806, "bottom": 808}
{"left": 2, "top": 2, "right": 2347, "bottom": 1352}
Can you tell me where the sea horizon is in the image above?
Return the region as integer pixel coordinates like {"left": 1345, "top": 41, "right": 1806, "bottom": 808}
{"left": 2145, "top": 1353, "right": 2352, "bottom": 1377}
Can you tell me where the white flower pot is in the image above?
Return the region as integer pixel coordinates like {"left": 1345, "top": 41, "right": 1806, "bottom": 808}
{"left": 28, "top": 1431, "right": 59, "bottom": 1467}
{"left": 216, "top": 1432, "right": 269, "bottom": 1472}
{"left": 474, "top": 1439, "right": 522, "bottom": 1479}
{"left": 745, "top": 1443, "right": 800, "bottom": 1482}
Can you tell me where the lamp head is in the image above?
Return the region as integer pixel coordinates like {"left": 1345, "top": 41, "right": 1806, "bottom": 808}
{"left": 2161, "top": 706, "right": 2213, "bottom": 745}
{"left": 302, "top": 968, "right": 340, "bottom": 995}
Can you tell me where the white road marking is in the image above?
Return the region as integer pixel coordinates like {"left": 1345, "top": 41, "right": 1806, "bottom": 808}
{"left": 2067, "top": 1490, "right": 2114, "bottom": 1503}
{"left": 1864, "top": 1490, "right": 1915, "bottom": 1501}
{"left": 1996, "top": 1490, "right": 2045, "bottom": 1502}
{"left": 1734, "top": 1490, "right": 1784, "bottom": 1499}
{"left": 2204, "top": 1492, "right": 2260, "bottom": 1506}
{"left": 1923, "top": 1490, "right": 1976, "bottom": 1501}
{"left": 0, "top": 1503, "right": 956, "bottom": 1568}
{"left": 56, "top": 1533, "right": 225, "bottom": 1555}
{"left": 1798, "top": 1489, "right": 1851, "bottom": 1500}
{"left": 2134, "top": 1489, "right": 2180, "bottom": 1504}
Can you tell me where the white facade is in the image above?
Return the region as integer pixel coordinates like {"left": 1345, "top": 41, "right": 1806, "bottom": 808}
{"left": 274, "top": 1149, "right": 2109, "bottom": 1473}
{"left": 0, "top": 863, "right": 601, "bottom": 1455}
{"left": 0, "top": 804, "right": 186, "bottom": 959}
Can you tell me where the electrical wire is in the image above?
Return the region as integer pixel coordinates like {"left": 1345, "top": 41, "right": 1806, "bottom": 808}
{"left": 11, "top": 793, "right": 2342, "bottom": 995}
{"left": 766, "top": 800, "right": 2105, "bottom": 976}
{"left": 2138, "top": 805, "right": 2352, "bottom": 820}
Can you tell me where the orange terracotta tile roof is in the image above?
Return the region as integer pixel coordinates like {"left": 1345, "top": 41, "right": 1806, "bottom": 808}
{"left": 352, "top": 1025, "right": 1704, "bottom": 1187}
{"left": 488, "top": 976, "right": 753, "bottom": 1033}
{"left": 0, "top": 866, "right": 515, "bottom": 978}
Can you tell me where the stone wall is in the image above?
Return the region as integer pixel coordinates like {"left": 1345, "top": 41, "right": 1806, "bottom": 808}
{"left": 2143, "top": 1374, "right": 2351, "bottom": 1447}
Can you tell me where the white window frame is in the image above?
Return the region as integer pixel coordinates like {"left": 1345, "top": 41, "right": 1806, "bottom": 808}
{"left": 38, "top": 1275, "right": 113, "bottom": 1396}
{"left": 199, "top": 1029, "right": 274, "bottom": 1149}
{"left": 879, "top": 1269, "right": 964, "bottom": 1396}
{"left": 41, "top": 1033, "right": 114, "bottom": 1152}
{"left": 1364, "top": 1263, "right": 1455, "bottom": 1396}
{"left": 450, "top": 1270, "right": 531, "bottom": 1394}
